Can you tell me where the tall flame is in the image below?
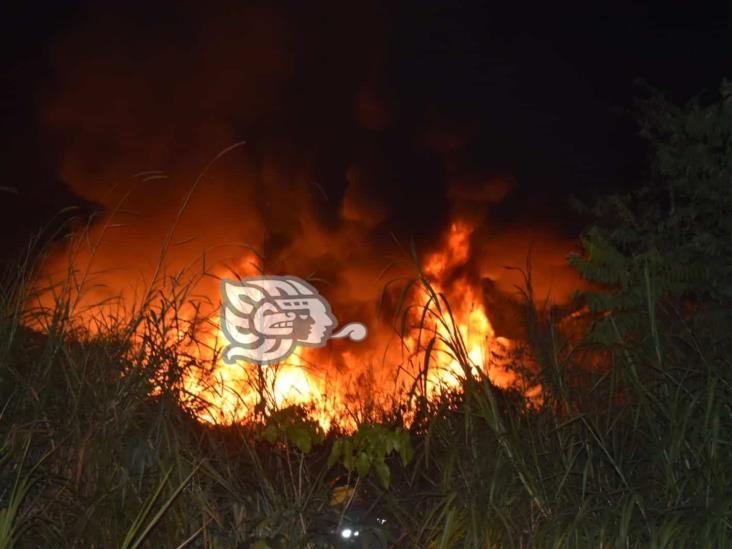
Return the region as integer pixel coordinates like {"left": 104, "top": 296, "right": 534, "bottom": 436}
{"left": 405, "top": 221, "right": 520, "bottom": 395}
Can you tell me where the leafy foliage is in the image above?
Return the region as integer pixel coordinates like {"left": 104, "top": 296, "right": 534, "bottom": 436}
{"left": 570, "top": 81, "right": 732, "bottom": 341}
{"left": 260, "top": 406, "right": 325, "bottom": 454}
{"left": 327, "top": 424, "right": 413, "bottom": 489}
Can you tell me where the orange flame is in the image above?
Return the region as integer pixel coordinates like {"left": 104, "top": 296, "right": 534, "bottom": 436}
{"left": 31, "top": 211, "right": 540, "bottom": 431}
{"left": 178, "top": 219, "right": 539, "bottom": 429}
{"left": 405, "top": 222, "right": 523, "bottom": 395}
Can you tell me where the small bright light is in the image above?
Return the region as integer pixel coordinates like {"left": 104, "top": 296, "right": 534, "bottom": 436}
{"left": 354, "top": 530, "right": 360, "bottom": 537}
{"left": 341, "top": 528, "right": 353, "bottom": 539}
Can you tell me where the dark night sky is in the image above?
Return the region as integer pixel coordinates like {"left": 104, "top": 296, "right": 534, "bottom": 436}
{"left": 1, "top": 0, "right": 731, "bottom": 263}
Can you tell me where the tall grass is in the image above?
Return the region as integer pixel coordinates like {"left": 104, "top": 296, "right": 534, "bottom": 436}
{"left": 1, "top": 228, "right": 731, "bottom": 548}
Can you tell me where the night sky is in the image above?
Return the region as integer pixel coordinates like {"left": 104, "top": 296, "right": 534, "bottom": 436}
{"left": 2, "top": 1, "right": 731, "bottom": 263}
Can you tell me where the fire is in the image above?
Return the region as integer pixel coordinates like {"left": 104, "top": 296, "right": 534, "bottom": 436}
{"left": 405, "top": 221, "right": 522, "bottom": 395}
{"left": 177, "top": 219, "right": 538, "bottom": 429}
{"left": 32, "top": 210, "right": 538, "bottom": 431}
{"left": 183, "top": 329, "right": 333, "bottom": 429}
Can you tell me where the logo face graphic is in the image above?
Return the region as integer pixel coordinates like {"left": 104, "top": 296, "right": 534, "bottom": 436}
{"left": 220, "top": 276, "right": 368, "bottom": 365}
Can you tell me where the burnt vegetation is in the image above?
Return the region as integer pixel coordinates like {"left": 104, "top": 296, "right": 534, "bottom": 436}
{"left": 1, "top": 85, "right": 732, "bottom": 548}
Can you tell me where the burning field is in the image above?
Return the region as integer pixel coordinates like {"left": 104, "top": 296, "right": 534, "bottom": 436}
{"left": 4, "top": 2, "right": 731, "bottom": 546}
{"left": 33, "top": 184, "right": 562, "bottom": 430}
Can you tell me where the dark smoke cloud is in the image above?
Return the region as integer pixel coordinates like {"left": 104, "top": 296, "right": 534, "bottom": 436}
{"left": 32, "top": 0, "right": 615, "bottom": 325}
